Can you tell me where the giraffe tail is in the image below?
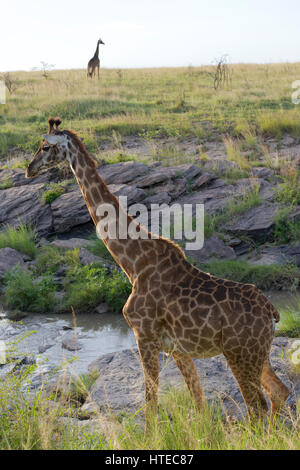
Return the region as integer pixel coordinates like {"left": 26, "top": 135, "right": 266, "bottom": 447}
{"left": 269, "top": 302, "right": 280, "bottom": 323}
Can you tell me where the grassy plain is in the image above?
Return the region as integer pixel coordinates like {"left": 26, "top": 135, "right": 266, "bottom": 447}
{"left": 1, "top": 63, "right": 300, "bottom": 160}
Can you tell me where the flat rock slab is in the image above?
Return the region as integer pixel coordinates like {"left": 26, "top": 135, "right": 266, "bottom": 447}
{"left": 246, "top": 244, "right": 300, "bottom": 267}
{"left": 51, "top": 238, "right": 91, "bottom": 249}
{"left": 86, "top": 338, "right": 299, "bottom": 417}
{"left": 225, "top": 204, "right": 300, "bottom": 242}
{"left": 98, "top": 162, "right": 149, "bottom": 185}
{"left": 0, "top": 184, "right": 52, "bottom": 236}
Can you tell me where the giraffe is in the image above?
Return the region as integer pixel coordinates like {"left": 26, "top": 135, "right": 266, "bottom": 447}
{"left": 87, "top": 39, "right": 105, "bottom": 79}
{"left": 26, "top": 118, "right": 289, "bottom": 429}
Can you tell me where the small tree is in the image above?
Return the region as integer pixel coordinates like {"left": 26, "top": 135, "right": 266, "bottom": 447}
{"left": 1, "top": 72, "right": 18, "bottom": 94}
{"left": 40, "top": 61, "right": 55, "bottom": 79}
{"left": 212, "top": 55, "right": 232, "bottom": 90}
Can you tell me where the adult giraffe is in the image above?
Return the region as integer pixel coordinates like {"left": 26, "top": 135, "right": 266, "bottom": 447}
{"left": 26, "top": 118, "right": 289, "bottom": 430}
{"left": 87, "top": 38, "right": 104, "bottom": 78}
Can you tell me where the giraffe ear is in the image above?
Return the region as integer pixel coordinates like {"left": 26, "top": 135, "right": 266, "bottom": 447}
{"left": 42, "top": 134, "right": 66, "bottom": 145}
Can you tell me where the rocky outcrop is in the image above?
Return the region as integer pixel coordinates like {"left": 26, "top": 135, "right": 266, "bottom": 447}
{"left": 0, "top": 184, "right": 53, "bottom": 236}
{"left": 85, "top": 338, "right": 299, "bottom": 417}
{"left": 0, "top": 158, "right": 299, "bottom": 270}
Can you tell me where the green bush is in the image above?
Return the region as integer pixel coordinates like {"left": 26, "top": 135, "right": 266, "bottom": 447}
{"left": 3, "top": 267, "right": 57, "bottom": 312}
{"left": 274, "top": 208, "right": 300, "bottom": 244}
{"left": 63, "top": 263, "right": 130, "bottom": 313}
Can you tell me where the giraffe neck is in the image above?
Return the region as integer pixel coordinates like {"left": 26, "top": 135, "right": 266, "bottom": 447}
{"left": 94, "top": 42, "right": 99, "bottom": 58}
{"left": 66, "top": 137, "right": 147, "bottom": 283}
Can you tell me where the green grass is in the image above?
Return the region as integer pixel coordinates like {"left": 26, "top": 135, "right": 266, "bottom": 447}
{"left": 0, "top": 224, "right": 37, "bottom": 258}
{"left": 0, "top": 369, "right": 299, "bottom": 450}
{"left": 196, "top": 259, "right": 300, "bottom": 291}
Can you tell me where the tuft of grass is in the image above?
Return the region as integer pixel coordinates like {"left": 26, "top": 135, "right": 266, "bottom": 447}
{"left": 0, "top": 224, "right": 37, "bottom": 258}
{"left": 257, "top": 110, "right": 300, "bottom": 139}
{"left": 0, "top": 178, "right": 13, "bottom": 190}
{"left": 42, "top": 185, "right": 65, "bottom": 204}
{"left": 275, "top": 167, "right": 300, "bottom": 206}
{"left": 223, "top": 136, "right": 251, "bottom": 171}
{"left": 62, "top": 370, "right": 99, "bottom": 406}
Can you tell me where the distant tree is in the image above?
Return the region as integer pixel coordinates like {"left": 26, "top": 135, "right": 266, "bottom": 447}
{"left": 1, "top": 72, "right": 18, "bottom": 94}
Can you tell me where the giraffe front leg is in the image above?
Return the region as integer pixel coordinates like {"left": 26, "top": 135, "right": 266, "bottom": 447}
{"left": 172, "top": 352, "right": 206, "bottom": 411}
{"left": 136, "top": 337, "right": 160, "bottom": 431}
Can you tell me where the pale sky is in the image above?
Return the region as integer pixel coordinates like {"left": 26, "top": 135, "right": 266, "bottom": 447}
{"left": 1, "top": 0, "right": 300, "bottom": 71}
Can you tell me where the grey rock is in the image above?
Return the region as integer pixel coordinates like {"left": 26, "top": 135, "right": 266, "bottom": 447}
{"left": 51, "top": 189, "right": 90, "bottom": 233}
{"left": 94, "top": 303, "right": 111, "bottom": 314}
{"left": 86, "top": 338, "right": 298, "bottom": 416}
{"left": 175, "top": 178, "right": 258, "bottom": 215}
{"left": 79, "top": 248, "right": 114, "bottom": 271}
{"left": 192, "top": 173, "right": 216, "bottom": 190}
{"left": 169, "top": 164, "right": 201, "bottom": 180}
{"left": 247, "top": 244, "right": 300, "bottom": 268}
{"left": 186, "top": 235, "right": 236, "bottom": 263}
{"left": 98, "top": 161, "right": 149, "bottom": 185}
{"left": 142, "top": 192, "right": 172, "bottom": 207}
{"left": 61, "top": 332, "right": 82, "bottom": 351}
{"left": 251, "top": 167, "right": 274, "bottom": 179}
{"left": 134, "top": 168, "right": 178, "bottom": 188}
{"left": 108, "top": 184, "right": 147, "bottom": 205}
{"left": 51, "top": 238, "right": 91, "bottom": 250}
{"left": 202, "top": 159, "right": 239, "bottom": 175}
{"left": 226, "top": 204, "right": 300, "bottom": 242}
{"left": 0, "top": 247, "right": 27, "bottom": 280}
{"left": 0, "top": 184, "right": 53, "bottom": 236}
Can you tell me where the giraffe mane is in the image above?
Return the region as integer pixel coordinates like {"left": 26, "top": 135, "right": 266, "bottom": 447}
{"left": 54, "top": 128, "right": 97, "bottom": 169}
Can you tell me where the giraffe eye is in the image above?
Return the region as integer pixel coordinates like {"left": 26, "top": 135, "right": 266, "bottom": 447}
{"left": 43, "top": 146, "right": 50, "bottom": 152}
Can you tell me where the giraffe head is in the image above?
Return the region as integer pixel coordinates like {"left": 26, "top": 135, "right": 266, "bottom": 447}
{"left": 26, "top": 117, "right": 71, "bottom": 177}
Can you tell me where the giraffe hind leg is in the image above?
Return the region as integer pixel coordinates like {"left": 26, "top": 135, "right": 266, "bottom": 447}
{"left": 261, "top": 359, "right": 289, "bottom": 424}
{"left": 172, "top": 352, "right": 205, "bottom": 411}
{"left": 226, "top": 357, "right": 268, "bottom": 423}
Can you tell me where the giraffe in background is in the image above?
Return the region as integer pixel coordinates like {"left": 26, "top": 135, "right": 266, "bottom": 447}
{"left": 26, "top": 118, "right": 290, "bottom": 430}
{"left": 87, "top": 39, "right": 105, "bottom": 78}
